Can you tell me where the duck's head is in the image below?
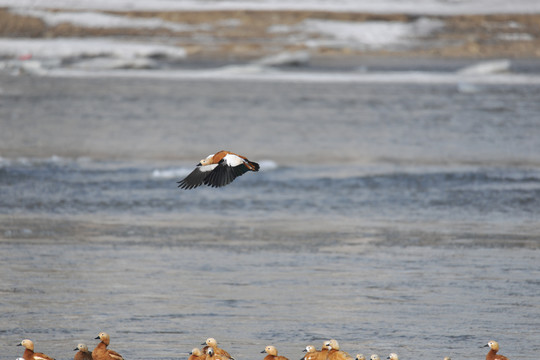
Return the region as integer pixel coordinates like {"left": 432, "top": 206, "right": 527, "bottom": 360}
{"left": 74, "top": 344, "right": 89, "bottom": 352}
{"left": 262, "top": 346, "right": 278, "bottom": 356}
{"left": 95, "top": 332, "right": 110, "bottom": 346}
{"left": 484, "top": 341, "right": 499, "bottom": 352}
{"left": 18, "top": 339, "right": 34, "bottom": 351}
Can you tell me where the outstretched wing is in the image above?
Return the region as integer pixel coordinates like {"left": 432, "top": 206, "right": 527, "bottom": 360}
{"left": 203, "top": 162, "right": 250, "bottom": 188}
{"left": 177, "top": 164, "right": 218, "bottom": 189}
{"left": 203, "top": 154, "right": 251, "bottom": 188}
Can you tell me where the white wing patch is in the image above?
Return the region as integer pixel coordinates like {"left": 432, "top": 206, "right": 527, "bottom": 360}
{"left": 34, "top": 356, "right": 49, "bottom": 360}
{"left": 223, "top": 154, "right": 245, "bottom": 167}
{"left": 200, "top": 164, "right": 218, "bottom": 172}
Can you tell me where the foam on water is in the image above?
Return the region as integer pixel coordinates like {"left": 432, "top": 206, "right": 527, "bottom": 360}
{"left": 0, "top": 38, "right": 186, "bottom": 64}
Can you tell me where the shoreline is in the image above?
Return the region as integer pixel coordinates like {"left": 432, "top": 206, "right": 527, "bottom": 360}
{"left": 1, "top": 8, "right": 540, "bottom": 61}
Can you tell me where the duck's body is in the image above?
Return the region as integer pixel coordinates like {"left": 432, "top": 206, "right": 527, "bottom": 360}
{"left": 320, "top": 341, "right": 331, "bottom": 360}
{"left": 178, "top": 150, "right": 259, "bottom": 189}
{"left": 327, "top": 340, "right": 353, "bottom": 360}
{"left": 370, "top": 355, "right": 380, "bottom": 360}
{"left": 92, "top": 332, "right": 124, "bottom": 360}
{"left": 201, "top": 338, "right": 233, "bottom": 359}
{"left": 205, "top": 347, "right": 230, "bottom": 360}
{"left": 485, "top": 341, "right": 509, "bottom": 360}
{"left": 355, "top": 354, "right": 366, "bottom": 360}
{"left": 387, "top": 353, "right": 398, "bottom": 360}
{"left": 74, "top": 344, "right": 92, "bottom": 360}
{"left": 302, "top": 345, "right": 322, "bottom": 360}
{"left": 18, "top": 339, "right": 55, "bottom": 360}
{"left": 189, "top": 348, "right": 205, "bottom": 360}
{"left": 262, "top": 345, "right": 289, "bottom": 360}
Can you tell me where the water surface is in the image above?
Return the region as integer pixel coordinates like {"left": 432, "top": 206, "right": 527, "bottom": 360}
{"left": 1, "top": 72, "right": 539, "bottom": 360}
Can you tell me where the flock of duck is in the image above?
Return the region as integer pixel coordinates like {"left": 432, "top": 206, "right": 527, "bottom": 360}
{"left": 17, "top": 335, "right": 510, "bottom": 360}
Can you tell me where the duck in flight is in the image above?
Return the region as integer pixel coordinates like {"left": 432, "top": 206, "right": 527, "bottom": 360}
{"left": 177, "top": 150, "right": 260, "bottom": 189}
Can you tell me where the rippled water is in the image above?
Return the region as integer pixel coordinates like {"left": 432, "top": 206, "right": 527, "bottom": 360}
{"left": 1, "top": 73, "right": 539, "bottom": 360}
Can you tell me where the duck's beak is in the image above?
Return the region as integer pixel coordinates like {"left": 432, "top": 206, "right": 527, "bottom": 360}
{"left": 197, "top": 163, "right": 202, "bottom": 166}
{"left": 261, "top": 350, "right": 266, "bottom": 353}
{"left": 17, "top": 343, "right": 22, "bottom": 346}
{"left": 95, "top": 336, "right": 100, "bottom": 339}
{"left": 74, "top": 348, "right": 79, "bottom": 351}
{"left": 483, "top": 344, "right": 489, "bottom": 348}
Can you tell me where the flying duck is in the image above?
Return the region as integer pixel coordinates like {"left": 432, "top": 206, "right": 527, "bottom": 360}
{"left": 177, "top": 151, "right": 259, "bottom": 189}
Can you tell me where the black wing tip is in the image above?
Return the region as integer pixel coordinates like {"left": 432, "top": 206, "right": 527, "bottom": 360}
{"left": 250, "top": 161, "right": 260, "bottom": 171}
{"left": 177, "top": 179, "right": 201, "bottom": 190}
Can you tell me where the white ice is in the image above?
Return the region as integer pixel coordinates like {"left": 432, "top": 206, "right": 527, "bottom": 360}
{"left": 1, "top": 0, "right": 539, "bottom": 14}
{"left": 299, "top": 17, "right": 443, "bottom": 50}
{"left": 0, "top": 38, "right": 187, "bottom": 60}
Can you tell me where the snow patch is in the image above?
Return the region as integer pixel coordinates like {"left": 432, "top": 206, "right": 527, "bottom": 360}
{"left": 0, "top": 38, "right": 187, "bottom": 61}
{"left": 254, "top": 51, "right": 310, "bottom": 66}
{"left": 300, "top": 17, "right": 443, "bottom": 50}
{"left": 457, "top": 59, "right": 511, "bottom": 75}
{"left": 1, "top": 0, "right": 540, "bottom": 15}
{"left": 10, "top": 8, "right": 212, "bottom": 32}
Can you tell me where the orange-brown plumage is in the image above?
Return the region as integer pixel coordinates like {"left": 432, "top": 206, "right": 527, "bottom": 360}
{"left": 201, "top": 338, "right": 233, "bottom": 359}
{"left": 205, "top": 347, "right": 231, "bottom": 360}
{"left": 485, "top": 341, "right": 509, "bottom": 360}
{"left": 92, "top": 332, "right": 124, "bottom": 360}
{"left": 302, "top": 345, "right": 322, "bottom": 360}
{"left": 327, "top": 340, "right": 353, "bottom": 360}
{"left": 18, "top": 339, "right": 55, "bottom": 360}
{"left": 189, "top": 348, "right": 206, "bottom": 360}
{"left": 74, "top": 344, "right": 93, "bottom": 360}
{"left": 262, "top": 345, "right": 289, "bottom": 360}
{"left": 320, "top": 341, "right": 332, "bottom": 360}
{"left": 178, "top": 150, "right": 259, "bottom": 189}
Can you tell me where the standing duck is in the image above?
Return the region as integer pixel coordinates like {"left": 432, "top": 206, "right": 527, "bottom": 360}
{"left": 92, "top": 332, "right": 124, "bottom": 360}
{"left": 189, "top": 348, "right": 206, "bottom": 360}
{"left": 327, "top": 340, "right": 353, "bottom": 360}
{"left": 18, "top": 339, "right": 55, "bottom": 360}
{"left": 201, "top": 338, "right": 234, "bottom": 359}
{"left": 74, "top": 344, "right": 92, "bottom": 360}
{"left": 302, "top": 345, "right": 322, "bottom": 360}
{"left": 484, "top": 341, "right": 509, "bottom": 360}
{"left": 261, "top": 346, "right": 289, "bottom": 360}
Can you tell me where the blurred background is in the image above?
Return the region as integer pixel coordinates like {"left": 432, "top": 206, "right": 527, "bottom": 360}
{"left": 0, "top": 0, "right": 540, "bottom": 74}
{"left": 1, "top": 1, "right": 540, "bottom": 360}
